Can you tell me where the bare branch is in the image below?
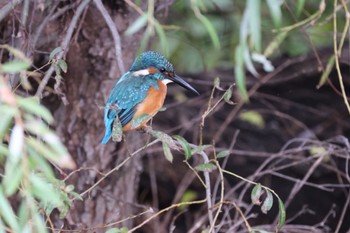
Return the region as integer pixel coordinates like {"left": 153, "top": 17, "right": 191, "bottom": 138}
{"left": 93, "top": 0, "right": 125, "bottom": 74}
{"left": 35, "top": 0, "right": 91, "bottom": 98}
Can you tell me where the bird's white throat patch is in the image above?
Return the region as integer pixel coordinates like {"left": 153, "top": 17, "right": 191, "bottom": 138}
{"left": 162, "top": 79, "right": 173, "bottom": 85}
{"left": 132, "top": 69, "right": 150, "bottom": 76}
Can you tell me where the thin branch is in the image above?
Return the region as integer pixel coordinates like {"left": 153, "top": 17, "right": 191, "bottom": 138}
{"left": 35, "top": 0, "right": 91, "bottom": 98}
{"left": 93, "top": 0, "right": 125, "bottom": 74}
{"left": 0, "top": 0, "right": 22, "bottom": 23}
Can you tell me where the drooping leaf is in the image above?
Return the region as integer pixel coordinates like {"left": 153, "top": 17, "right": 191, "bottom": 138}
{"left": 235, "top": 44, "right": 249, "bottom": 101}
{"left": 261, "top": 189, "right": 273, "bottom": 214}
{"left": 195, "top": 162, "right": 217, "bottom": 172}
{"left": 247, "top": 0, "right": 261, "bottom": 52}
{"left": 223, "top": 87, "right": 234, "bottom": 105}
{"left": 112, "top": 116, "right": 123, "bottom": 142}
{"left": 251, "top": 183, "right": 263, "bottom": 205}
{"left": 296, "top": 0, "right": 306, "bottom": 17}
{"left": 0, "top": 187, "right": 20, "bottom": 232}
{"left": 214, "top": 77, "right": 221, "bottom": 90}
{"left": 151, "top": 130, "right": 178, "bottom": 150}
{"left": 191, "top": 145, "right": 211, "bottom": 155}
{"left": 3, "top": 163, "right": 23, "bottom": 196}
{"left": 50, "top": 47, "right": 63, "bottom": 60}
{"left": 125, "top": 15, "right": 148, "bottom": 36}
{"left": 217, "top": 150, "right": 230, "bottom": 158}
{"left": 162, "top": 142, "right": 173, "bottom": 163}
{"left": 277, "top": 198, "right": 286, "bottom": 229}
{"left": 130, "top": 113, "right": 150, "bottom": 129}
{"left": 17, "top": 97, "right": 53, "bottom": 123}
{"left": 318, "top": 55, "right": 335, "bottom": 88}
{"left": 0, "top": 105, "right": 16, "bottom": 139}
{"left": 58, "top": 59, "right": 68, "bottom": 73}
{"left": 30, "top": 174, "right": 61, "bottom": 206}
{"left": 174, "top": 135, "right": 192, "bottom": 160}
{"left": 266, "top": 0, "right": 282, "bottom": 28}
{"left": 9, "top": 124, "right": 24, "bottom": 164}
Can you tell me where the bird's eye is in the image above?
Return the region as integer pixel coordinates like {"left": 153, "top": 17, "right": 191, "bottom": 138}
{"left": 160, "top": 67, "right": 166, "bottom": 73}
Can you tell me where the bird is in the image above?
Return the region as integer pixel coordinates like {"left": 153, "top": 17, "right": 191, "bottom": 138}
{"left": 102, "top": 51, "right": 199, "bottom": 144}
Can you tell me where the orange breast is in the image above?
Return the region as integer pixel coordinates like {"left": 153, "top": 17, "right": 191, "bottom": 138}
{"left": 123, "top": 80, "right": 167, "bottom": 131}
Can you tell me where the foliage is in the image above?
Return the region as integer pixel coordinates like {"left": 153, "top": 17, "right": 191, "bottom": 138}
{"left": 0, "top": 46, "right": 77, "bottom": 232}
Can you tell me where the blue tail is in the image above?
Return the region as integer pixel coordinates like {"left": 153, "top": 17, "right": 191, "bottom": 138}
{"left": 102, "top": 104, "right": 116, "bottom": 144}
{"left": 101, "top": 128, "right": 112, "bottom": 144}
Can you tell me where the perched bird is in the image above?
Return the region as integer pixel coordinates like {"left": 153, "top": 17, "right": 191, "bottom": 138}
{"left": 102, "top": 51, "right": 199, "bottom": 144}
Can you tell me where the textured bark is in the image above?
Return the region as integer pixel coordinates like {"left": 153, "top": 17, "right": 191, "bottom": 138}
{"left": 51, "top": 5, "right": 145, "bottom": 231}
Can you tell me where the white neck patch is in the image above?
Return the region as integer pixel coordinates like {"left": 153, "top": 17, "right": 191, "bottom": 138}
{"left": 132, "top": 69, "right": 150, "bottom": 76}
{"left": 162, "top": 79, "right": 173, "bottom": 85}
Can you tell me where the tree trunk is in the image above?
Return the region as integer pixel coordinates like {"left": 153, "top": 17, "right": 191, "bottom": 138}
{"left": 52, "top": 5, "right": 145, "bottom": 231}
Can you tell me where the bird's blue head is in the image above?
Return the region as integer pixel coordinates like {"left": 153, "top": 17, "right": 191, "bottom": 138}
{"left": 129, "top": 51, "right": 199, "bottom": 95}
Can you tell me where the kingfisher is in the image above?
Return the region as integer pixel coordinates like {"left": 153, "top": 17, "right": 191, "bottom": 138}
{"left": 102, "top": 51, "right": 199, "bottom": 144}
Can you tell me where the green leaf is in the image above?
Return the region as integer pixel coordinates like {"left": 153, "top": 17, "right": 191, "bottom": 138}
{"left": 217, "top": 150, "right": 230, "bottom": 158}
{"left": 214, "top": 77, "right": 221, "bottom": 90}
{"left": 154, "top": 21, "right": 169, "bottom": 55}
{"left": 26, "top": 137, "right": 74, "bottom": 170}
{"left": 3, "top": 164, "right": 23, "bottom": 196}
{"left": 223, "top": 87, "right": 234, "bottom": 105}
{"left": 179, "top": 190, "right": 198, "bottom": 211}
{"left": 247, "top": 0, "right": 261, "bottom": 52}
{"left": 30, "top": 174, "right": 61, "bottom": 206}
{"left": 0, "top": 187, "right": 20, "bottom": 232}
{"left": 0, "top": 105, "right": 16, "bottom": 139}
{"left": 173, "top": 135, "right": 192, "bottom": 160}
{"left": 112, "top": 116, "right": 123, "bottom": 142}
{"left": 192, "top": 3, "right": 220, "bottom": 49}
{"left": 17, "top": 97, "right": 53, "bottom": 123}
{"left": 151, "top": 130, "right": 178, "bottom": 150}
{"left": 8, "top": 124, "right": 24, "bottom": 164}
{"left": 0, "top": 60, "right": 31, "bottom": 73}
{"left": 125, "top": 15, "right": 148, "bottom": 36}
{"left": 195, "top": 162, "right": 217, "bottom": 172}
{"left": 266, "top": 0, "right": 282, "bottom": 28}
{"left": 251, "top": 183, "right": 263, "bottom": 205}
{"left": 162, "top": 142, "right": 173, "bottom": 163}
{"left": 27, "top": 147, "right": 55, "bottom": 178}
{"left": 32, "top": 211, "right": 47, "bottom": 233}
{"left": 130, "top": 113, "right": 150, "bottom": 129}
{"left": 296, "top": 0, "right": 305, "bottom": 17}
{"left": 277, "top": 198, "right": 286, "bottom": 229}
{"left": 261, "top": 189, "right": 273, "bottom": 214}
{"left": 264, "top": 31, "right": 288, "bottom": 57}
{"left": 235, "top": 44, "right": 249, "bottom": 101}
{"left": 50, "top": 47, "right": 62, "bottom": 60}
{"left": 239, "top": 110, "right": 265, "bottom": 129}
{"left": 318, "top": 55, "right": 335, "bottom": 88}
{"left": 58, "top": 59, "right": 68, "bottom": 73}
{"left": 191, "top": 145, "right": 211, "bottom": 155}
{"left": 0, "top": 143, "right": 9, "bottom": 157}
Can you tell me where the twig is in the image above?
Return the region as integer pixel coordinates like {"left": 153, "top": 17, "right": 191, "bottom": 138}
{"left": 200, "top": 151, "right": 214, "bottom": 227}
{"left": 213, "top": 59, "right": 295, "bottom": 142}
{"left": 76, "top": 139, "right": 160, "bottom": 199}
{"left": 0, "top": 0, "right": 22, "bottom": 22}
{"left": 128, "top": 199, "right": 207, "bottom": 232}
{"left": 334, "top": 190, "right": 350, "bottom": 233}
{"left": 93, "top": 0, "right": 125, "bottom": 74}
{"left": 333, "top": 0, "right": 350, "bottom": 114}
{"left": 35, "top": 0, "right": 91, "bottom": 97}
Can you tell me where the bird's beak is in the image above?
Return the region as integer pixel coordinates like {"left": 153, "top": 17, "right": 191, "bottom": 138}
{"left": 169, "top": 74, "right": 199, "bottom": 95}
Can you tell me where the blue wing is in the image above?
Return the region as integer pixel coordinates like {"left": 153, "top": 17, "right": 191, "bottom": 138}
{"left": 102, "top": 72, "right": 159, "bottom": 144}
